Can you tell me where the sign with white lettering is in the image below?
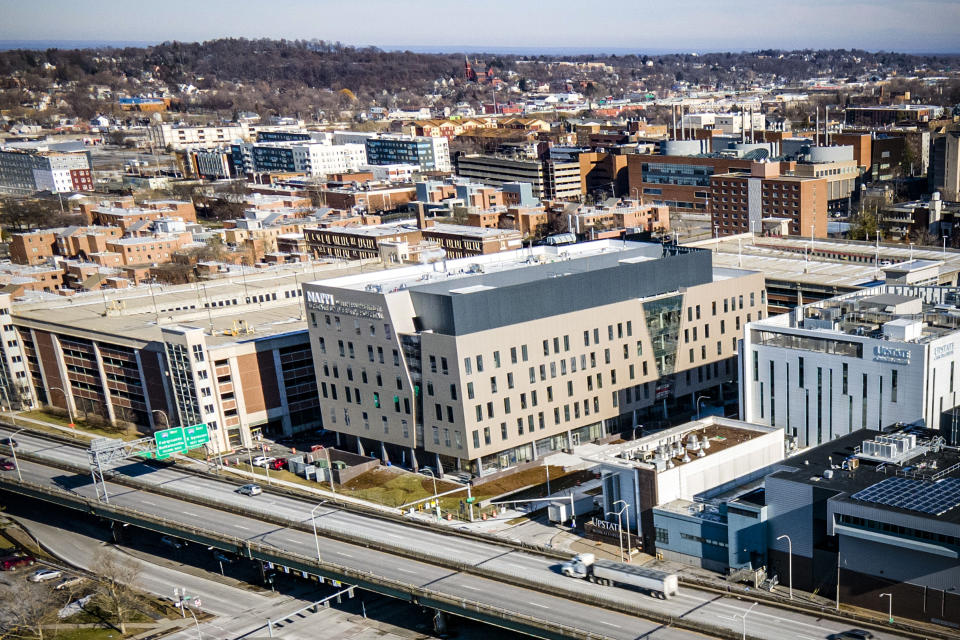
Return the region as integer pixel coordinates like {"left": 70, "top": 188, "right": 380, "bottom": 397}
{"left": 933, "top": 343, "right": 955, "bottom": 361}
{"left": 306, "top": 290, "right": 384, "bottom": 319}
{"left": 873, "top": 345, "right": 911, "bottom": 364}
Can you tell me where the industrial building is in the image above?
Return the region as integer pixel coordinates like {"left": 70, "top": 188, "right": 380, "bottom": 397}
{"left": 303, "top": 240, "right": 765, "bottom": 475}
{"left": 765, "top": 426, "right": 960, "bottom": 627}
{"left": 579, "top": 416, "right": 784, "bottom": 562}
{"left": 743, "top": 284, "right": 960, "bottom": 448}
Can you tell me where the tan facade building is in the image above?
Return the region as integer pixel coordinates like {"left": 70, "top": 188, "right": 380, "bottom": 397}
{"left": 304, "top": 241, "right": 765, "bottom": 475}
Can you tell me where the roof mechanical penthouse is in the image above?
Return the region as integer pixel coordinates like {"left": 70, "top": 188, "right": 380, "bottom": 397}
{"left": 304, "top": 240, "right": 765, "bottom": 476}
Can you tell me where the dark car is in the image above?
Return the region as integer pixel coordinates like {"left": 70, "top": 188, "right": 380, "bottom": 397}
{"left": 829, "top": 631, "right": 875, "bottom": 640}
{"left": 0, "top": 458, "right": 15, "bottom": 471}
{"left": 0, "top": 437, "right": 17, "bottom": 448}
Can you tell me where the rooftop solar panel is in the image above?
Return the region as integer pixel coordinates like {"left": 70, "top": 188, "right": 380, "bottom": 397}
{"left": 850, "top": 476, "right": 960, "bottom": 516}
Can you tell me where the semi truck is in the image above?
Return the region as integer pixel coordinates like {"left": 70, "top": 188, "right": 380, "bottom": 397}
{"left": 560, "top": 553, "right": 679, "bottom": 599}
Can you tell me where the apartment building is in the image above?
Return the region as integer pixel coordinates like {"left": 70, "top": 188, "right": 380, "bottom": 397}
{"left": 230, "top": 141, "right": 367, "bottom": 177}
{"left": 364, "top": 135, "right": 451, "bottom": 173}
{"left": 0, "top": 147, "right": 93, "bottom": 195}
{"left": 743, "top": 285, "right": 960, "bottom": 448}
{"left": 303, "top": 241, "right": 765, "bottom": 475}
{"left": 9, "top": 226, "right": 126, "bottom": 266}
{"left": 710, "top": 162, "right": 828, "bottom": 238}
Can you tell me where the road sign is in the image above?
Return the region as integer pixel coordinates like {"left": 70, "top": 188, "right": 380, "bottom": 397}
{"left": 154, "top": 427, "right": 185, "bottom": 459}
{"left": 183, "top": 423, "right": 209, "bottom": 449}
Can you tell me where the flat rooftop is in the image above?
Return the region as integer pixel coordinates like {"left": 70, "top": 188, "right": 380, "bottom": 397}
{"left": 314, "top": 240, "right": 663, "bottom": 295}
{"left": 772, "top": 427, "right": 960, "bottom": 524}
{"left": 8, "top": 260, "right": 383, "bottom": 348}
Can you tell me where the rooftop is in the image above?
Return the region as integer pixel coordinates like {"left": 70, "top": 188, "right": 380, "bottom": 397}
{"left": 771, "top": 427, "right": 960, "bottom": 524}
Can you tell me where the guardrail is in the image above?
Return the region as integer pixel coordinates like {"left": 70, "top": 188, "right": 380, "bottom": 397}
{"left": 0, "top": 473, "right": 768, "bottom": 640}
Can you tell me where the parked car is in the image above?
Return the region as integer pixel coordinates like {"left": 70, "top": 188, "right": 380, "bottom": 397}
{"left": 28, "top": 568, "right": 62, "bottom": 582}
{"left": 0, "top": 458, "right": 15, "bottom": 471}
{"left": 237, "top": 483, "right": 262, "bottom": 496}
{"left": 54, "top": 575, "right": 84, "bottom": 590}
{"left": 0, "top": 437, "right": 17, "bottom": 448}
{"left": 251, "top": 456, "right": 275, "bottom": 468}
{"left": 212, "top": 551, "right": 233, "bottom": 563}
{"left": 268, "top": 457, "right": 287, "bottom": 471}
{"left": 160, "top": 536, "right": 183, "bottom": 550}
{"left": 0, "top": 554, "right": 35, "bottom": 571}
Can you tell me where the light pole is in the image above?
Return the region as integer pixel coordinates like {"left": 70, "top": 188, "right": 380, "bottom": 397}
{"left": 48, "top": 386, "right": 74, "bottom": 428}
{"left": 310, "top": 501, "right": 326, "bottom": 564}
{"left": 944, "top": 235, "right": 949, "bottom": 254}
{"left": 880, "top": 592, "right": 893, "bottom": 623}
{"left": 544, "top": 460, "right": 551, "bottom": 496}
{"left": 607, "top": 507, "right": 627, "bottom": 562}
{"left": 614, "top": 499, "right": 632, "bottom": 561}
{"left": 186, "top": 607, "right": 202, "bottom": 640}
{"left": 696, "top": 394, "right": 710, "bottom": 419}
{"left": 739, "top": 602, "right": 758, "bottom": 640}
{"left": 777, "top": 534, "right": 793, "bottom": 600}
{"left": 422, "top": 468, "right": 440, "bottom": 521}
{"left": 8, "top": 428, "right": 24, "bottom": 482}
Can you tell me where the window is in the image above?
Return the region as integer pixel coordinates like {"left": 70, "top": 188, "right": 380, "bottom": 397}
{"left": 484, "top": 427, "right": 491, "bottom": 445}
{"left": 490, "top": 376, "right": 498, "bottom": 393}
{"left": 892, "top": 369, "right": 898, "bottom": 403}
{"left": 493, "top": 351, "right": 501, "bottom": 368}
{"left": 507, "top": 372, "right": 514, "bottom": 389}
{"left": 510, "top": 347, "right": 518, "bottom": 364}
{"left": 543, "top": 340, "right": 550, "bottom": 356}
{"left": 476, "top": 355, "right": 484, "bottom": 372}
{"left": 450, "top": 384, "right": 458, "bottom": 400}
{"left": 473, "top": 430, "right": 480, "bottom": 448}
{"left": 501, "top": 423, "right": 508, "bottom": 440}
{"left": 504, "top": 397, "right": 511, "bottom": 414}
{"left": 655, "top": 527, "right": 669, "bottom": 544}
{"left": 429, "top": 355, "right": 437, "bottom": 373}
{"left": 521, "top": 344, "right": 528, "bottom": 361}
{"left": 467, "top": 382, "right": 475, "bottom": 400}
{"left": 464, "top": 357, "right": 472, "bottom": 375}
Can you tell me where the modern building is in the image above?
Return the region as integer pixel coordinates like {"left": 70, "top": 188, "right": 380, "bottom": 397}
{"left": 0, "top": 262, "right": 364, "bottom": 452}
{"left": 710, "top": 161, "right": 828, "bottom": 238}
{"left": 303, "top": 240, "right": 766, "bottom": 475}
{"left": 457, "top": 154, "right": 582, "bottom": 200}
{"left": 743, "top": 284, "right": 960, "bottom": 448}
{"left": 581, "top": 416, "right": 784, "bottom": 561}
{"left": 0, "top": 147, "right": 93, "bottom": 194}
{"left": 765, "top": 426, "right": 960, "bottom": 628}
{"left": 364, "top": 135, "right": 451, "bottom": 173}
{"left": 929, "top": 128, "right": 960, "bottom": 202}
{"left": 626, "top": 153, "right": 752, "bottom": 213}
{"left": 230, "top": 141, "right": 367, "bottom": 178}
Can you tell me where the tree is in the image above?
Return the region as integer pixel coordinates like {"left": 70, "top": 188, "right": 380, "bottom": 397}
{"left": 1, "top": 583, "right": 64, "bottom": 640}
{"left": 848, "top": 206, "right": 879, "bottom": 242}
{"left": 0, "top": 197, "right": 58, "bottom": 231}
{"left": 93, "top": 552, "right": 140, "bottom": 635}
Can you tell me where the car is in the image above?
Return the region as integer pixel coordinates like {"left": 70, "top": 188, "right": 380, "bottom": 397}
{"left": 0, "top": 437, "right": 17, "bottom": 448}
{"left": 0, "top": 554, "right": 35, "bottom": 571}
{"left": 829, "top": 632, "right": 875, "bottom": 640}
{"left": 28, "top": 568, "right": 62, "bottom": 582}
{"left": 251, "top": 456, "right": 275, "bottom": 467}
{"left": 237, "top": 483, "right": 262, "bottom": 496}
{"left": 160, "top": 536, "right": 183, "bottom": 550}
{"left": 54, "top": 576, "right": 84, "bottom": 590}
{"left": 212, "top": 551, "right": 233, "bottom": 563}
{"left": 268, "top": 457, "right": 287, "bottom": 470}
{"left": 0, "top": 458, "right": 15, "bottom": 471}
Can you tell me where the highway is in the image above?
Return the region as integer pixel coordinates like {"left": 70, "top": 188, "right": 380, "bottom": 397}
{"left": 0, "top": 427, "right": 915, "bottom": 640}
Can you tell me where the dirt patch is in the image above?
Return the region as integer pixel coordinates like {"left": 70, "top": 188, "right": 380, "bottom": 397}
{"left": 339, "top": 467, "right": 460, "bottom": 508}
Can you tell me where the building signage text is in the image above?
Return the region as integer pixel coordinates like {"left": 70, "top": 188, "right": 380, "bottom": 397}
{"left": 591, "top": 517, "right": 621, "bottom": 533}
{"left": 933, "top": 343, "right": 955, "bottom": 361}
{"left": 306, "top": 290, "right": 384, "bottom": 319}
{"left": 873, "top": 345, "right": 911, "bottom": 364}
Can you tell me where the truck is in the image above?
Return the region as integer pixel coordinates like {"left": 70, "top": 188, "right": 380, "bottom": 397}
{"left": 560, "top": 553, "right": 679, "bottom": 599}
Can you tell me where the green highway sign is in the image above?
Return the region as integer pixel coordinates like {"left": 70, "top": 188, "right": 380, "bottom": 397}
{"left": 155, "top": 426, "right": 185, "bottom": 459}
{"left": 183, "top": 423, "right": 209, "bottom": 449}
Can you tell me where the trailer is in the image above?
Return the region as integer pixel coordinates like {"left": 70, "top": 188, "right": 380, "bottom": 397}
{"left": 560, "top": 553, "right": 679, "bottom": 599}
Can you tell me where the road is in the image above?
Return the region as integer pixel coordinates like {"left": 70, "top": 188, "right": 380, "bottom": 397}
{"left": 0, "top": 427, "right": 913, "bottom": 640}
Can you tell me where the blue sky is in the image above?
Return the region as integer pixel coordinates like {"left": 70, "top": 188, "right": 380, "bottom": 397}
{"left": 3, "top": 0, "right": 959, "bottom": 53}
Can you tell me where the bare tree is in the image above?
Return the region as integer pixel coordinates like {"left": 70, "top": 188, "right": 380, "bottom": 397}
{"left": 93, "top": 552, "right": 140, "bottom": 635}
{"left": 1, "top": 584, "right": 64, "bottom": 640}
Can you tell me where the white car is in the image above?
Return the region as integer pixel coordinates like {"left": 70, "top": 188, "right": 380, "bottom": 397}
{"left": 237, "top": 483, "right": 262, "bottom": 496}
{"left": 251, "top": 456, "right": 275, "bottom": 467}
{"left": 28, "top": 568, "right": 62, "bottom": 582}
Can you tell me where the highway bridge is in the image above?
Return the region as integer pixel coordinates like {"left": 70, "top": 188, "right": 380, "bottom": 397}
{"left": 0, "top": 427, "right": 925, "bottom": 640}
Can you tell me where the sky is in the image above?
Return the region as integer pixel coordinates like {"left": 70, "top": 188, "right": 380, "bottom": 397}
{"left": 2, "top": 0, "right": 960, "bottom": 53}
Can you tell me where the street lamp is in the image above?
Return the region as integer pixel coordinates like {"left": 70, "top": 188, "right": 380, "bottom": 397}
{"left": 48, "top": 386, "right": 74, "bottom": 428}
{"left": 309, "top": 501, "right": 326, "bottom": 564}
{"left": 422, "top": 468, "right": 440, "bottom": 521}
{"left": 632, "top": 424, "right": 644, "bottom": 441}
{"left": 777, "top": 534, "right": 793, "bottom": 600}
{"left": 8, "top": 428, "right": 24, "bottom": 482}
{"left": 880, "top": 592, "right": 893, "bottom": 623}
{"left": 186, "top": 607, "right": 202, "bottom": 640}
{"left": 739, "top": 602, "right": 759, "bottom": 640}
{"left": 695, "top": 394, "right": 710, "bottom": 420}
{"left": 614, "top": 499, "right": 632, "bottom": 561}
{"left": 607, "top": 507, "right": 627, "bottom": 562}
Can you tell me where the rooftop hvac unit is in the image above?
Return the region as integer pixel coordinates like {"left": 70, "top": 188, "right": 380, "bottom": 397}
{"left": 701, "top": 435, "right": 711, "bottom": 450}
{"left": 686, "top": 434, "right": 701, "bottom": 451}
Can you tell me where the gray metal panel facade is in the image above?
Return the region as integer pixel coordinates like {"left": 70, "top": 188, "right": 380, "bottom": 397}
{"left": 766, "top": 474, "right": 815, "bottom": 558}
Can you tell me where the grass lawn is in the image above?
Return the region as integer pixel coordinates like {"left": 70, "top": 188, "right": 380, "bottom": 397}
{"left": 18, "top": 410, "right": 147, "bottom": 441}
{"left": 339, "top": 467, "right": 461, "bottom": 510}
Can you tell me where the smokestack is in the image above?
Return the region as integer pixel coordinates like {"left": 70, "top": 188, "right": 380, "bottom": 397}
{"left": 672, "top": 105, "right": 677, "bottom": 141}
{"left": 416, "top": 202, "right": 426, "bottom": 230}
{"left": 825, "top": 106, "right": 830, "bottom": 146}
{"left": 815, "top": 107, "right": 820, "bottom": 146}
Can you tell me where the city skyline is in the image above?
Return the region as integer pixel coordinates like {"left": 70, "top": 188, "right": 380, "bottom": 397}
{"left": 3, "top": 0, "right": 960, "bottom": 54}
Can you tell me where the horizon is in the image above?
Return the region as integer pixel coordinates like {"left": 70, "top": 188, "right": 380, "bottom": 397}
{"left": 1, "top": 39, "right": 959, "bottom": 57}
{"left": 3, "top": 0, "right": 960, "bottom": 55}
